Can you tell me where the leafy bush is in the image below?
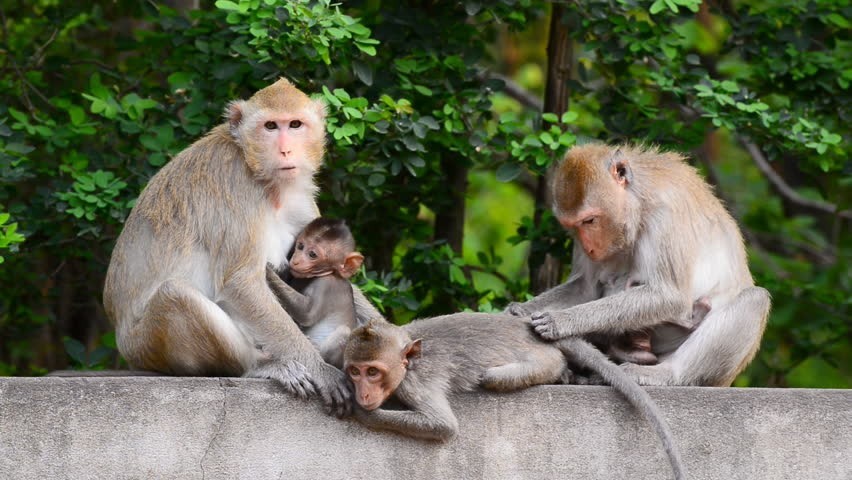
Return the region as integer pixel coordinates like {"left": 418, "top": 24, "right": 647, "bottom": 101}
{"left": 0, "top": 0, "right": 847, "bottom": 386}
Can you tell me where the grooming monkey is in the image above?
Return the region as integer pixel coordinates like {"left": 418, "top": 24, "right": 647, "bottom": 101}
{"left": 507, "top": 144, "right": 770, "bottom": 387}
{"left": 266, "top": 217, "right": 363, "bottom": 368}
{"left": 344, "top": 315, "right": 686, "bottom": 480}
{"left": 103, "top": 79, "right": 381, "bottom": 416}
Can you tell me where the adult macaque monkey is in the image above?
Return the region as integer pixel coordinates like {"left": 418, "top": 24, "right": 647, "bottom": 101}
{"left": 507, "top": 144, "right": 771, "bottom": 387}
{"left": 104, "top": 78, "right": 380, "bottom": 416}
{"left": 266, "top": 217, "right": 363, "bottom": 368}
{"left": 344, "top": 316, "right": 686, "bottom": 480}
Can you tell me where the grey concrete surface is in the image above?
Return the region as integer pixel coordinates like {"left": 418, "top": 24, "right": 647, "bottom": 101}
{"left": 0, "top": 377, "right": 848, "bottom": 480}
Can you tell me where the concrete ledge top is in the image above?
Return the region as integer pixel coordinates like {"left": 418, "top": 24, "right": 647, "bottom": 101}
{"left": 0, "top": 377, "right": 849, "bottom": 480}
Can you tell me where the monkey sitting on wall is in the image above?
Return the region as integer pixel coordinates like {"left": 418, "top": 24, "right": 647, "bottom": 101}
{"left": 343, "top": 315, "right": 686, "bottom": 480}
{"left": 103, "top": 78, "right": 383, "bottom": 417}
{"left": 266, "top": 217, "right": 363, "bottom": 369}
{"left": 507, "top": 144, "right": 771, "bottom": 387}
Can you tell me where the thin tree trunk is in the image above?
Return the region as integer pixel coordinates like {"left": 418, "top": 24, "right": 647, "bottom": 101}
{"left": 433, "top": 156, "right": 468, "bottom": 253}
{"left": 529, "top": 4, "right": 572, "bottom": 294}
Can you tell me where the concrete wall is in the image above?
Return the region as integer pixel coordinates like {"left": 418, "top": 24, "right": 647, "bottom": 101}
{"left": 0, "top": 377, "right": 848, "bottom": 480}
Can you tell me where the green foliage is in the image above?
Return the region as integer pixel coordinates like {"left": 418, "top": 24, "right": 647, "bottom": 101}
{"left": 0, "top": 212, "right": 25, "bottom": 264}
{"left": 0, "top": 0, "right": 847, "bottom": 387}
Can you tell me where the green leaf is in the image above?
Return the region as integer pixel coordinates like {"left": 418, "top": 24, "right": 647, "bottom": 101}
{"left": 355, "top": 42, "right": 377, "bottom": 56}
{"left": 367, "top": 173, "right": 385, "bottom": 187}
{"left": 68, "top": 106, "right": 86, "bottom": 125}
{"left": 541, "top": 113, "right": 558, "bottom": 123}
{"left": 650, "top": 0, "right": 666, "bottom": 14}
{"left": 215, "top": 0, "right": 241, "bottom": 12}
{"left": 63, "top": 337, "right": 87, "bottom": 364}
{"left": 413, "top": 85, "right": 433, "bottom": 96}
{"left": 825, "top": 13, "right": 850, "bottom": 28}
{"left": 496, "top": 163, "right": 522, "bottom": 182}
{"left": 449, "top": 264, "right": 466, "bottom": 284}
{"left": 353, "top": 60, "right": 373, "bottom": 86}
{"left": 561, "top": 111, "right": 578, "bottom": 123}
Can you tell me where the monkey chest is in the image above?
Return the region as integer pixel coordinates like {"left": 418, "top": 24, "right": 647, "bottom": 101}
{"left": 262, "top": 202, "right": 317, "bottom": 270}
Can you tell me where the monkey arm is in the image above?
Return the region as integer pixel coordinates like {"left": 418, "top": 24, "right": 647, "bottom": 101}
{"left": 531, "top": 284, "right": 687, "bottom": 340}
{"left": 508, "top": 274, "right": 597, "bottom": 316}
{"left": 265, "top": 265, "right": 314, "bottom": 326}
{"left": 224, "top": 267, "right": 351, "bottom": 416}
{"left": 352, "top": 393, "right": 459, "bottom": 441}
{"left": 506, "top": 245, "right": 599, "bottom": 316}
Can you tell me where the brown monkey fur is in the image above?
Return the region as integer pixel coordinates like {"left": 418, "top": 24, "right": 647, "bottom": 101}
{"left": 508, "top": 144, "right": 770, "bottom": 387}
{"left": 104, "top": 79, "right": 381, "bottom": 416}
{"left": 343, "top": 315, "right": 686, "bottom": 480}
{"left": 267, "top": 217, "right": 364, "bottom": 368}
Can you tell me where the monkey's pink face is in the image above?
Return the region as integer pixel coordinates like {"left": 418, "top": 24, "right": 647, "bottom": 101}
{"left": 558, "top": 208, "right": 623, "bottom": 262}
{"left": 288, "top": 239, "right": 333, "bottom": 278}
{"left": 257, "top": 111, "right": 324, "bottom": 181}
{"left": 346, "top": 361, "right": 405, "bottom": 411}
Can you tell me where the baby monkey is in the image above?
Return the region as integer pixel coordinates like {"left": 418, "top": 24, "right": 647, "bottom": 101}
{"left": 344, "top": 314, "right": 685, "bottom": 480}
{"left": 609, "top": 296, "right": 712, "bottom": 365}
{"left": 267, "top": 217, "right": 364, "bottom": 368}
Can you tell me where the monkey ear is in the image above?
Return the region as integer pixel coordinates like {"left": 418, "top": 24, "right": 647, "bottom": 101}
{"left": 311, "top": 97, "right": 328, "bottom": 121}
{"left": 226, "top": 100, "right": 247, "bottom": 131}
{"left": 403, "top": 339, "right": 422, "bottom": 361}
{"left": 339, "top": 252, "right": 364, "bottom": 279}
{"left": 608, "top": 149, "right": 632, "bottom": 187}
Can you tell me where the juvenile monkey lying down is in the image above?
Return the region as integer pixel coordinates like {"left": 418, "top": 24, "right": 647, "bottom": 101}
{"left": 343, "top": 315, "right": 686, "bottom": 480}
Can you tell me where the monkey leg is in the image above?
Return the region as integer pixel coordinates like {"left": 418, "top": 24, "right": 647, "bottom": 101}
{"left": 481, "top": 348, "right": 566, "bottom": 391}
{"left": 621, "top": 286, "right": 771, "bottom": 386}
{"left": 124, "top": 279, "right": 256, "bottom": 377}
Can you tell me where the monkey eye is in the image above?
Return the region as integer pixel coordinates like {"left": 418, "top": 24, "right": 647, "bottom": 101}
{"left": 308, "top": 250, "right": 318, "bottom": 259}
{"left": 348, "top": 366, "right": 360, "bottom": 377}
{"left": 296, "top": 242, "right": 304, "bottom": 250}
{"left": 367, "top": 367, "right": 380, "bottom": 377}
{"left": 582, "top": 217, "right": 596, "bottom": 225}
{"left": 289, "top": 120, "right": 303, "bottom": 129}
{"left": 264, "top": 121, "right": 278, "bottom": 130}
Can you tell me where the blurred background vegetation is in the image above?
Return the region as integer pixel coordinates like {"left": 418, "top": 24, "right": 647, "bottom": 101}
{"left": 0, "top": 0, "right": 848, "bottom": 387}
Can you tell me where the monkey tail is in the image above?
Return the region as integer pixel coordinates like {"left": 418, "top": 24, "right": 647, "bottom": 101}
{"left": 557, "top": 337, "right": 686, "bottom": 480}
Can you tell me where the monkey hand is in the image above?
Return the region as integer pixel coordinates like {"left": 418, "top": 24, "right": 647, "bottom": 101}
{"left": 505, "top": 302, "right": 531, "bottom": 317}
{"left": 530, "top": 311, "right": 564, "bottom": 340}
{"left": 251, "top": 359, "right": 317, "bottom": 399}
{"left": 312, "top": 362, "right": 353, "bottom": 419}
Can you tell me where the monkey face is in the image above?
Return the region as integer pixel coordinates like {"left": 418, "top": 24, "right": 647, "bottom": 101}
{"left": 253, "top": 113, "right": 324, "bottom": 182}
{"left": 227, "top": 79, "right": 326, "bottom": 184}
{"left": 289, "top": 237, "right": 332, "bottom": 278}
{"left": 558, "top": 209, "right": 625, "bottom": 262}
{"left": 344, "top": 336, "right": 421, "bottom": 410}
{"left": 553, "top": 145, "right": 632, "bottom": 262}
{"left": 346, "top": 360, "right": 405, "bottom": 410}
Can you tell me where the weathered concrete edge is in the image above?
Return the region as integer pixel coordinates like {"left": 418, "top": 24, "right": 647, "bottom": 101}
{"left": 0, "top": 377, "right": 849, "bottom": 480}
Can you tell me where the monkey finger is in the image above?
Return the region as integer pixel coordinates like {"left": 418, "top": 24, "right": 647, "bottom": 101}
{"left": 505, "top": 302, "right": 530, "bottom": 317}
{"left": 530, "top": 312, "right": 559, "bottom": 340}
{"left": 281, "top": 361, "right": 317, "bottom": 399}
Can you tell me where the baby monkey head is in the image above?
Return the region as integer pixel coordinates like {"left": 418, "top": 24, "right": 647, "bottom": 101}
{"left": 289, "top": 217, "right": 364, "bottom": 279}
{"left": 343, "top": 319, "right": 422, "bottom": 411}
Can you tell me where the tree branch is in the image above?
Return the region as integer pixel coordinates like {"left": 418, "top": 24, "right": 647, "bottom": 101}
{"left": 739, "top": 138, "right": 851, "bottom": 220}
{"left": 483, "top": 72, "right": 543, "bottom": 111}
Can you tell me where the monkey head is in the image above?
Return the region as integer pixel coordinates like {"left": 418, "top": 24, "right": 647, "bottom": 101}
{"left": 289, "top": 217, "right": 364, "bottom": 279}
{"left": 552, "top": 144, "right": 637, "bottom": 262}
{"left": 226, "top": 78, "right": 327, "bottom": 185}
{"left": 343, "top": 319, "right": 422, "bottom": 411}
